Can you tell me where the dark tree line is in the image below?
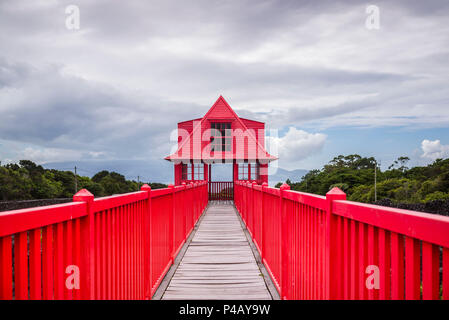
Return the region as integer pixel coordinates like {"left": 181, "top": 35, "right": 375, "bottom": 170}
{"left": 276, "top": 155, "right": 449, "bottom": 204}
{"left": 0, "top": 160, "right": 167, "bottom": 201}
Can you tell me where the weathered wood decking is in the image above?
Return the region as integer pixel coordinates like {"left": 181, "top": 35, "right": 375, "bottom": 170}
{"left": 161, "top": 203, "right": 273, "bottom": 300}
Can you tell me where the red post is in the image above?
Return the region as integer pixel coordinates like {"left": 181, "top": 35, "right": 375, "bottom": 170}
{"left": 182, "top": 182, "right": 187, "bottom": 238}
{"left": 73, "top": 189, "right": 95, "bottom": 300}
{"left": 247, "top": 182, "right": 249, "bottom": 227}
{"left": 252, "top": 181, "right": 257, "bottom": 235}
{"left": 189, "top": 182, "right": 194, "bottom": 229}
{"left": 325, "top": 187, "right": 346, "bottom": 300}
{"left": 190, "top": 182, "right": 195, "bottom": 223}
{"left": 280, "top": 182, "right": 290, "bottom": 300}
{"left": 140, "top": 184, "right": 152, "bottom": 299}
{"left": 168, "top": 184, "right": 175, "bottom": 262}
{"left": 194, "top": 182, "right": 198, "bottom": 219}
{"left": 261, "top": 182, "right": 268, "bottom": 262}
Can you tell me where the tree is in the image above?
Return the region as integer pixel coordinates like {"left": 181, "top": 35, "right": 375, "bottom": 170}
{"left": 0, "top": 160, "right": 168, "bottom": 200}
{"left": 388, "top": 156, "right": 410, "bottom": 173}
{"left": 279, "top": 154, "right": 449, "bottom": 205}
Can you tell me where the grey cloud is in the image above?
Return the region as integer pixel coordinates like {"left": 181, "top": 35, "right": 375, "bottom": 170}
{"left": 0, "top": 0, "right": 449, "bottom": 164}
{"left": 0, "top": 58, "right": 204, "bottom": 160}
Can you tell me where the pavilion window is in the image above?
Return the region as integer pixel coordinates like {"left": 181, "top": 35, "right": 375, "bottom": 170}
{"left": 193, "top": 163, "right": 204, "bottom": 180}
{"left": 211, "top": 122, "right": 231, "bottom": 152}
{"left": 181, "top": 162, "right": 193, "bottom": 180}
{"left": 238, "top": 162, "right": 249, "bottom": 180}
{"left": 250, "top": 162, "right": 259, "bottom": 181}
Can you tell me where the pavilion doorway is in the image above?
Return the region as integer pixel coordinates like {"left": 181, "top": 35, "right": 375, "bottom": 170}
{"left": 208, "top": 163, "right": 233, "bottom": 201}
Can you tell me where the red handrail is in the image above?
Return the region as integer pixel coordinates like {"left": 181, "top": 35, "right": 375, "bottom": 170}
{"left": 234, "top": 181, "right": 449, "bottom": 300}
{"left": 0, "top": 181, "right": 208, "bottom": 300}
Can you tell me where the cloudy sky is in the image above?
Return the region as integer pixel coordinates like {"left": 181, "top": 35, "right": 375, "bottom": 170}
{"left": 1, "top": 0, "right": 449, "bottom": 173}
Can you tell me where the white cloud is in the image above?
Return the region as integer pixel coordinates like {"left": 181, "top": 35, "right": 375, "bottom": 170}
{"left": 87, "top": 151, "right": 107, "bottom": 158}
{"left": 19, "top": 147, "right": 83, "bottom": 164}
{"left": 421, "top": 139, "right": 449, "bottom": 160}
{"left": 266, "top": 127, "right": 327, "bottom": 169}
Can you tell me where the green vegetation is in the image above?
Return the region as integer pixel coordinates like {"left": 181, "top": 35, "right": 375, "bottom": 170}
{"left": 276, "top": 155, "right": 449, "bottom": 204}
{"left": 0, "top": 160, "right": 167, "bottom": 201}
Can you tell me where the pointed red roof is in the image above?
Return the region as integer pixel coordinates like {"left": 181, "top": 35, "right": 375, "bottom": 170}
{"left": 165, "top": 96, "right": 277, "bottom": 163}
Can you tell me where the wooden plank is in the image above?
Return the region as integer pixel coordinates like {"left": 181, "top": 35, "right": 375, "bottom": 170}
{"left": 161, "top": 204, "right": 272, "bottom": 300}
{"left": 163, "top": 293, "right": 271, "bottom": 300}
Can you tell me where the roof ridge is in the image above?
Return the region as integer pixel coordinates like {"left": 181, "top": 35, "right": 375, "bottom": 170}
{"left": 165, "top": 96, "right": 276, "bottom": 161}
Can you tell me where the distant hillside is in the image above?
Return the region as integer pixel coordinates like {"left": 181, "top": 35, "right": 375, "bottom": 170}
{"left": 43, "top": 160, "right": 308, "bottom": 186}
{"left": 44, "top": 159, "right": 173, "bottom": 184}
{"left": 268, "top": 168, "right": 309, "bottom": 186}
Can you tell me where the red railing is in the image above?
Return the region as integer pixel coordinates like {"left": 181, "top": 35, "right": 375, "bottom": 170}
{"left": 208, "top": 181, "right": 233, "bottom": 201}
{"left": 2, "top": 178, "right": 448, "bottom": 300}
{"left": 0, "top": 181, "right": 208, "bottom": 300}
{"left": 234, "top": 181, "right": 449, "bottom": 300}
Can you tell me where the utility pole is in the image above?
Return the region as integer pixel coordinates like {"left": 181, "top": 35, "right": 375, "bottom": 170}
{"left": 374, "top": 160, "right": 377, "bottom": 202}
{"left": 374, "top": 160, "right": 380, "bottom": 202}
{"left": 74, "top": 166, "right": 78, "bottom": 194}
{"left": 137, "top": 175, "right": 140, "bottom": 190}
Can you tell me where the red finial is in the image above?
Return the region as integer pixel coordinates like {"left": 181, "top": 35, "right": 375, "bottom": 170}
{"left": 280, "top": 183, "right": 290, "bottom": 191}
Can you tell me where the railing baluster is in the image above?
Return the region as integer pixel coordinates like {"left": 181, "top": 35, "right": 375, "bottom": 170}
{"left": 14, "top": 231, "right": 28, "bottom": 300}
{"left": 422, "top": 242, "right": 440, "bottom": 300}
{"left": 0, "top": 236, "right": 13, "bottom": 299}
{"left": 107, "top": 209, "right": 112, "bottom": 300}
{"left": 95, "top": 212, "right": 101, "bottom": 299}
{"left": 405, "top": 237, "right": 421, "bottom": 300}
{"left": 73, "top": 219, "right": 81, "bottom": 300}
{"left": 102, "top": 211, "right": 107, "bottom": 299}
{"left": 64, "top": 221, "right": 73, "bottom": 300}
{"left": 42, "top": 226, "right": 54, "bottom": 300}
{"left": 444, "top": 248, "right": 449, "bottom": 300}
{"left": 343, "top": 217, "right": 349, "bottom": 299}
{"left": 54, "top": 223, "right": 64, "bottom": 300}
{"left": 378, "top": 229, "right": 391, "bottom": 300}
{"left": 29, "top": 229, "right": 42, "bottom": 300}
{"left": 391, "top": 232, "right": 405, "bottom": 300}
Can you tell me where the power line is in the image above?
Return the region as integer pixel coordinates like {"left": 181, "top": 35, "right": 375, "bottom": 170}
{"left": 374, "top": 159, "right": 381, "bottom": 202}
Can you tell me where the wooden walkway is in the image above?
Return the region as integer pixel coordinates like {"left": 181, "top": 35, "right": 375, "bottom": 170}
{"left": 161, "top": 203, "right": 273, "bottom": 300}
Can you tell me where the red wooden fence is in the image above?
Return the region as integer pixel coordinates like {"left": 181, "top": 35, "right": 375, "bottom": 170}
{"left": 2, "top": 178, "right": 448, "bottom": 300}
{"left": 0, "top": 181, "right": 207, "bottom": 300}
{"left": 208, "top": 181, "right": 233, "bottom": 201}
{"left": 234, "top": 181, "right": 449, "bottom": 300}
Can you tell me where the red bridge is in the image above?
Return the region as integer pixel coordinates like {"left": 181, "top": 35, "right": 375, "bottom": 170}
{"left": 0, "top": 97, "right": 448, "bottom": 300}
